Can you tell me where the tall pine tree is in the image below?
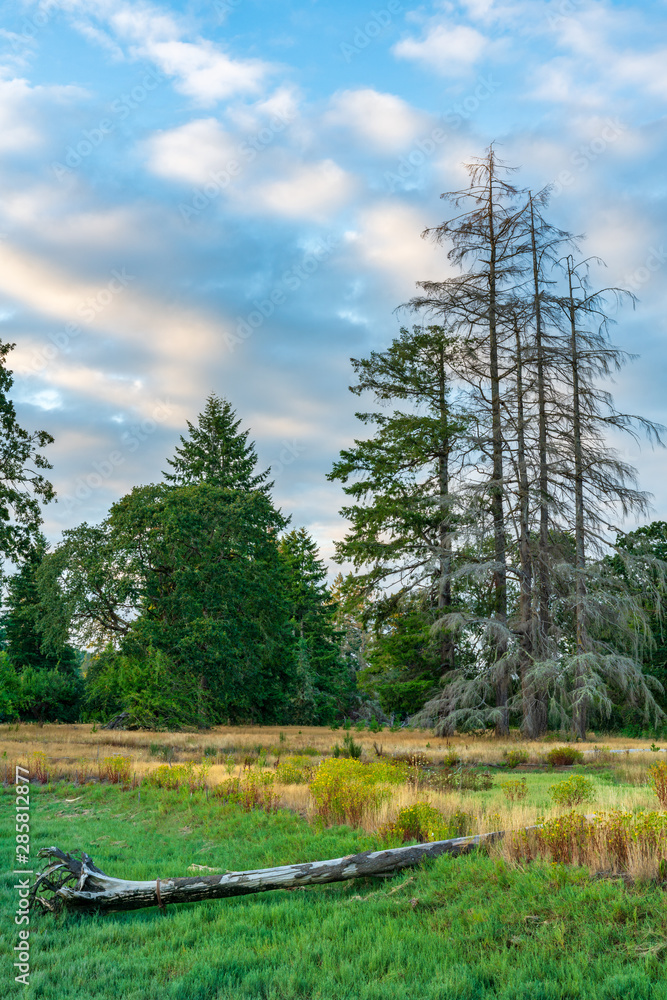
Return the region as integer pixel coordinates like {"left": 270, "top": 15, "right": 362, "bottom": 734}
{"left": 164, "top": 394, "right": 271, "bottom": 492}
{"left": 279, "top": 528, "right": 352, "bottom": 723}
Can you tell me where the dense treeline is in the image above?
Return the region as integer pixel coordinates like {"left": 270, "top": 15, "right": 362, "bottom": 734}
{"left": 1, "top": 148, "right": 666, "bottom": 735}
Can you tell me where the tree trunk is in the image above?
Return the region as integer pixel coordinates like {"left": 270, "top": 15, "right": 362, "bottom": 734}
{"left": 514, "top": 317, "right": 538, "bottom": 740}
{"left": 567, "top": 257, "right": 588, "bottom": 740}
{"left": 32, "top": 834, "right": 504, "bottom": 914}
{"left": 528, "top": 194, "right": 550, "bottom": 737}
{"left": 488, "top": 155, "right": 509, "bottom": 737}
{"left": 437, "top": 342, "right": 455, "bottom": 673}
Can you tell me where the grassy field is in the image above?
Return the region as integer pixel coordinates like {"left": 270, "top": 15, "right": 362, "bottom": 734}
{"left": 3, "top": 780, "right": 667, "bottom": 999}
{"left": 4, "top": 725, "right": 667, "bottom": 998}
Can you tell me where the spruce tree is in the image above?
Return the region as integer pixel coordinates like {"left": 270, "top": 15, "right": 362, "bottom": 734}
{"left": 163, "top": 394, "right": 271, "bottom": 492}
{"left": 279, "top": 528, "right": 352, "bottom": 723}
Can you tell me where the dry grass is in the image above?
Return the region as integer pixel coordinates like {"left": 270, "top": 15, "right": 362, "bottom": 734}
{"left": 1, "top": 721, "right": 661, "bottom": 766}
{"left": 3, "top": 723, "right": 664, "bottom": 847}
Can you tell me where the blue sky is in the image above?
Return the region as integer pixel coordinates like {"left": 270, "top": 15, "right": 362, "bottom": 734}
{"left": 1, "top": 0, "right": 666, "bottom": 563}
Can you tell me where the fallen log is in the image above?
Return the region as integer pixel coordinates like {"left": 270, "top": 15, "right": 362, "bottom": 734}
{"left": 31, "top": 831, "right": 504, "bottom": 914}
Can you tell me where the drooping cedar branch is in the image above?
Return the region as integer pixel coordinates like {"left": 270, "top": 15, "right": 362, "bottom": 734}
{"left": 31, "top": 833, "right": 504, "bottom": 914}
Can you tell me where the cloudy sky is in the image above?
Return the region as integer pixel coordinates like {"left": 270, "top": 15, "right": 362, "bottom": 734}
{"left": 2, "top": 0, "right": 666, "bottom": 564}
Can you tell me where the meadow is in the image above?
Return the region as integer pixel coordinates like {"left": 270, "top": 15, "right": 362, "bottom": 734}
{"left": 4, "top": 724, "right": 667, "bottom": 998}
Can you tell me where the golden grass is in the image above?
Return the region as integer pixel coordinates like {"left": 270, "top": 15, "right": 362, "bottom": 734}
{"left": 3, "top": 722, "right": 664, "bottom": 846}
{"left": 2, "top": 721, "right": 662, "bottom": 765}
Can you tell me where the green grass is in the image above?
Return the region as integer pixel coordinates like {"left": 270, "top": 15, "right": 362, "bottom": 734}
{"left": 3, "top": 781, "right": 667, "bottom": 999}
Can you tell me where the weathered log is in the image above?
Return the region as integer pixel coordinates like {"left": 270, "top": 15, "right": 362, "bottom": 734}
{"left": 31, "top": 831, "right": 503, "bottom": 914}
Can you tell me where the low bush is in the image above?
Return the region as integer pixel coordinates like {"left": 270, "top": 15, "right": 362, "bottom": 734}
{"left": 545, "top": 746, "right": 584, "bottom": 767}
{"left": 507, "top": 810, "right": 667, "bottom": 875}
{"left": 145, "top": 761, "right": 210, "bottom": 792}
{"left": 380, "top": 802, "right": 472, "bottom": 844}
{"left": 431, "top": 764, "right": 494, "bottom": 793}
{"left": 442, "top": 747, "right": 461, "bottom": 767}
{"left": 214, "top": 771, "right": 278, "bottom": 813}
{"left": 101, "top": 754, "right": 132, "bottom": 784}
{"left": 648, "top": 760, "right": 667, "bottom": 807}
{"left": 29, "top": 750, "right": 50, "bottom": 784}
{"left": 332, "top": 733, "right": 363, "bottom": 759}
{"left": 500, "top": 777, "right": 528, "bottom": 802}
{"left": 309, "top": 758, "right": 403, "bottom": 827}
{"left": 550, "top": 774, "right": 594, "bottom": 807}
{"left": 275, "top": 755, "right": 317, "bottom": 784}
{"left": 503, "top": 748, "right": 529, "bottom": 769}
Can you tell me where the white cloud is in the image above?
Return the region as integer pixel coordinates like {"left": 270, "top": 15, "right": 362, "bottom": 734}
{"left": 0, "top": 77, "right": 86, "bottom": 153}
{"left": 254, "top": 160, "right": 357, "bottom": 221}
{"left": 350, "top": 202, "right": 446, "bottom": 295}
{"left": 326, "top": 89, "right": 428, "bottom": 152}
{"left": 59, "top": 0, "right": 271, "bottom": 104}
{"left": 146, "top": 118, "right": 238, "bottom": 184}
{"left": 145, "top": 39, "right": 266, "bottom": 103}
{"left": 393, "top": 23, "right": 488, "bottom": 75}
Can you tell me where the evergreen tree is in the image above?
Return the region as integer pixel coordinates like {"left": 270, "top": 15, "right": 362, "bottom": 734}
{"left": 163, "top": 394, "right": 271, "bottom": 491}
{"left": 279, "top": 528, "right": 352, "bottom": 723}
{"left": 2, "top": 535, "right": 82, "bottom": 723}
{"left": 329, "top": 324, "right": 471, "bottom": 674}
{"left": 0, "top": 341, "right": 55, "bottom": 560}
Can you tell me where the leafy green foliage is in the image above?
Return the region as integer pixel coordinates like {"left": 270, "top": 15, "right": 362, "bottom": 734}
{"left": 503, "top": 748, "right": 529, "bottom": 768}
{"left": 53, "top": 483, "right": 297, "bottom": 726}
{"left": 0, "top": 341, "right": 55, "bottom": 561}
{"left": 380, "top": 801, "right": 472, "bottom": 843}
{"left": 550, "top": 775, "right": 595, "bottom": 807}
{"left": 500, "top": 778, "right": 528, "bottom": 801}
{"left": 278, "top": 527, "right": 353, "bottom": 723}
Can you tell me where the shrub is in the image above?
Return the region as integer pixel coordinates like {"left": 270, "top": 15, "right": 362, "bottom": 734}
{"left": 102, "top": 754, "right": 132, "bottom": 784}
{"left": 149, "top": 743, "right": 176, "bottom": 762}
{"left": 550, "top": 775, "right": 594, "bottom": 807}
{"left": 354, "top": 720, "right": 366, "bottom": 731}
{"left": 432, "top": 764, "right": 494, "bottom": 793}
{"left": 332, "top": 733, "right": 363, "bottom": 759}
{"left": 442, "top": 747, "right": 461, "bottom": 767}
{"left": 309, "top": 758, "right": 399, "bottom": 827}
{"left": 203, "top": 746, "right": 219, "bottom": 758}
{"left": 369, "top": 717, "right": 383, "bottom": 733}
{"left": 29, "top": 750, "right": 50, "bottom": 784}
{"left": 214, "top": 771, "right": 278, "bottom": 813}
{"left": 500, "top": 778, "right": 528, "bottom": 802}
{"left": 546, "top": 746, "right": 584, "bottom": 767}
{"left": 380, "top": 802, "right": 473, "bottom": 844}
{"left": 275, "top": 756, "right": 317, "bottom": 784}
{"left": 508, "top": 810, "right": 667, "bottom": 873}
{"left": 145, "top": 761, "right": 210, "bottom": 792}
{"left": 503, "top": 748, "right": 529, "bottom": 769}
{"left": 648, "top": 761, "right": 667, "bottom": 807}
